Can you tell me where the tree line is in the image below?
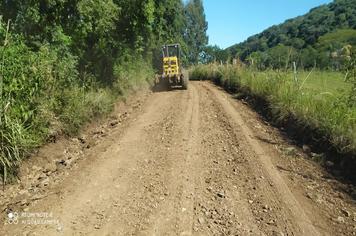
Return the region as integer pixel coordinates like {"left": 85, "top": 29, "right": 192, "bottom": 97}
{"left": 1, "top": 0, "right": 208, "bottom": 81}
{"left": 203, "top": 0, "right": 356, "bottom": 70}
{"left": 0, "top": 0, "right": 208, "bottom": 180}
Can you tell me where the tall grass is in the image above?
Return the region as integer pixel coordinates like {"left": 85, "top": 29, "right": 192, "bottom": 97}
{"left": 0, "top": 23, "right": 154, "bottom": 184}
{"left": 190, "top": 64, "right": 356, "bottom": 157}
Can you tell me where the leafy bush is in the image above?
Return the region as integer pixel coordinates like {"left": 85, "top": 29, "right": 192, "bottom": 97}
{"left": 0, "top": 22, "right": 153, "bottom": 183}
{"left": 0, "top": 21, "right": 78, "bottom": 181}
{"left": 113, "top": 55, "right": 154, "bottom": 96}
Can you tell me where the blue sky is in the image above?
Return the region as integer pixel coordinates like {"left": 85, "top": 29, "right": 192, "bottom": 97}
{"left": 203, "top": 0, "right": 333, "bottom": 49}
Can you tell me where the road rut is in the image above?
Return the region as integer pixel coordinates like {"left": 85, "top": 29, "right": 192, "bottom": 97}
{"left": 2, "top": 81, "right": 355, "bottom": 236}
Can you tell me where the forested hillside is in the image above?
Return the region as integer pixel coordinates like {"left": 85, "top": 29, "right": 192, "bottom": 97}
{"left": 225, "top": 0, "right": 356, "bottom": 69}
{"left": 0, "top": 0, "right": 208, "bottom": 181}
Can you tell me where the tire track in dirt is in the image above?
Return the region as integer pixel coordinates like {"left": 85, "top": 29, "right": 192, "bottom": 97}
{"left": 200, "top": 81, "right": 323, "bottom": 236}
{"left": 191, "top": 84, "right": 263, "bottom": 236}
{"left": 2, "top": 81, "right": 353, "bottom": 236}
{"left": 2, "top": 90, "right": 182, "bottom": 236}
{"left": 142, "top": 84, "right": 200, "bottom": 236}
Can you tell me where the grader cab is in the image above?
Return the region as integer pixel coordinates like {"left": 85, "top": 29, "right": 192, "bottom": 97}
{"left": 156, "top": 44, "right": 188, "bottom": 90}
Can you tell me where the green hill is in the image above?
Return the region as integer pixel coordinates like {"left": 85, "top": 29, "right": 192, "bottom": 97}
{"left": 226, "top": 0, "right": 356, "bottom": 69}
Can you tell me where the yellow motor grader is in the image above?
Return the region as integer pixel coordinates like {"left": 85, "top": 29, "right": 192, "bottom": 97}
{"left": 156, "top": 43, "right": 188, "bottom": 90}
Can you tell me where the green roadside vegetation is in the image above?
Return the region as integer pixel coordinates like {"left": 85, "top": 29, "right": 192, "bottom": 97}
{"left": 297, "top": 71, "right": 348, "bottom": 93}
{"left": 193, "top": 0, "right": 356, "bottom": 180}
{"left": 190, "top": 57, "right": 356, "bottom": 163}
{"left": 0, "top": 0, "right": 209, "bottom": 183}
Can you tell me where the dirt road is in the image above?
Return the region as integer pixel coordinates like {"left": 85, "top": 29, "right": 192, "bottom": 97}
{"left": 1, "top": 81, "right": 355, "bottom": 235}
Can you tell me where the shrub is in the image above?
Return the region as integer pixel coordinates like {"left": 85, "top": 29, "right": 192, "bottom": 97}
{"left": 0, "top": 24, "right": 74, "bottom": 182}
{"left": 0, "top": 18, "right": 154, "bottom": 183}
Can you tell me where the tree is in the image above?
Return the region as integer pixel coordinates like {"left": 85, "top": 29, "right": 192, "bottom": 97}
{"left": 299, "top": 46, "right": 318, "bottom": 69}
{"left": 151, "top": 0, "right": 187, "bottom": 68}
{"left": 200, "top": 45, "right": 228, "bottom": 64}
{"left": 267, "top": 45, "right": 297, "bottom": 69}
{"left": 184, "top": 0, "right": 208, "bottom": 64}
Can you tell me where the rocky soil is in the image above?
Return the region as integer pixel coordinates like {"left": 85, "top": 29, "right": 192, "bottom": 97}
{"left": 1, "top": 81, "right": 355, "bottom": 236}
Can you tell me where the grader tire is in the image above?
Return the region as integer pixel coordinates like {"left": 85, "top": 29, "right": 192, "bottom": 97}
{"left": 153, "top": 76, "right": 169, "bottom": 92}
{"left": 164, "top": 77, "right": 172, "bottom": 89}
{"left": 181, "top": 71, "right": 189, "bottom": 90}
